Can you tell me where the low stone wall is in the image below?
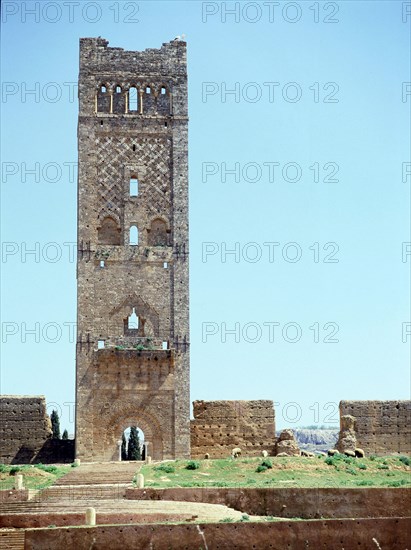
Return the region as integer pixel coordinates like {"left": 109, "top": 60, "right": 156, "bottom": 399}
{"left": 0, "top": 489, "right": 29, "bottom": 502}
{"left": 126, "top": 487, "right": 410, "bottom": 519}
{"left": 24, "top": 518, "right": 411, "bottom": 549}
{"left": 191, "top": 400, "right": 276, "bottom": 458}
{"left": 0, "top": 512, "right": 190, "bottom": 529}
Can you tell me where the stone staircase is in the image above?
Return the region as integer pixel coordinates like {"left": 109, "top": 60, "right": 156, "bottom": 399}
{"left": 36, "top": 461, "right": 139, "bottom": 501}
{"left": 0, "top": 461, "right": 248, "bottom": 544}
{"left": 0, "top": 529, "right": 25, "bottom": 550}
{"left": 53, "top": 461, "right": 140, "bottom": 485}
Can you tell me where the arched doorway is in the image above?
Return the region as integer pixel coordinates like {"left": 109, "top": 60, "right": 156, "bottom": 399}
{"left": 108, "top": 408, "right": 164, "bottom": 461}
{"left": 121, "top": 426, "right": 145, "bottom": 461}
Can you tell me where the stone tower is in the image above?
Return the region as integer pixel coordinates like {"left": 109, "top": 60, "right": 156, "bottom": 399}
{"left": 75, "top": 37, "right": 189, "bottom": 461}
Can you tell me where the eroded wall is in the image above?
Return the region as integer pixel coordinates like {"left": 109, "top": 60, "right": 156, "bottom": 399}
{"left": 23, "top": 519, "right": 411, "bottom": 550}
{"left": 339, "top": 400, "right": 411, "bottom": 455}
{"left": 190, "top": 400, "right": 276, "bottom": 458}
{"left": 0, "top": 396, "right": 51, "bottom": 464}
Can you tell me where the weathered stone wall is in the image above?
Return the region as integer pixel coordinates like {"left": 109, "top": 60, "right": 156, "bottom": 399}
{"left": 76, "top": 37, "right": 190, "bottom": 461}
{"left": 23, "top": 518, "right": 411, "bottom": 550}
{"left": 0, "top": 396, "right": 74, "bottom": 464}
{"left": 339, "top": 400, "right": 411, "bottom": 455}
{"left": 0, "top": 396, "right": 51, "bottom": 464}
{"left": 190, "top": 400, "right": 275, "bottom": 458}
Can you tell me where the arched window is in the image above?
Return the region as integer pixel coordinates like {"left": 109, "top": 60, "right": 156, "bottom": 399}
{"left": 128, "top": 307, "right": 139, "bottom": 330}
{"left": 97, "top": 84, "right": 110, "bottom": 113}
{"left": 161, "top": 86, "right": 167, "bottom": 95}
{"left": 129, "top": 225, "right": 138, "bottom": 245}
{"left": 116, "top": 85, "right": 122, "bottom": 93}
{"left": 129, "top": 87, "right": 138, "bottom": 111}
{"left": 129, "top": 177, "right": 138, "bottom": 197}
{"left": 145, "top": 86, "right": 151, "bottom": 94}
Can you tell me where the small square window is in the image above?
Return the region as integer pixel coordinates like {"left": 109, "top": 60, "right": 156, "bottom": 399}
{"left": 163, "top": 262, "right": 168, "bottom": 269}
{"left": 100, "top": 260, "right": 105, "bottom": 268}
{"left": 162, "top": 341, "right": 168, "bottom": 350}
{"left": 98, "top": 340, "right": 105, "bottom": 349}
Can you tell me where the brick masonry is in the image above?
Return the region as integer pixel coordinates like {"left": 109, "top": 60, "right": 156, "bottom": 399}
{"left": 0, "top": 396, "right": 51, "bottom": 464}
{"left": 190, "top": 400, "right": 276, "bottom": 458}
{"left": 339, "top": 400, "right": 411, "bottom": 455}
{"left": 75, "top": 37, "right": 190, "bottom": 461}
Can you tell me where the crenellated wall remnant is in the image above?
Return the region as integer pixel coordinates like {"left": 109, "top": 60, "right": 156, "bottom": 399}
{"left": 190, "top": 400, "right": 276, "bottom": 458}
{"left": 339, "top": 400, "right": 411, "bottom": 455}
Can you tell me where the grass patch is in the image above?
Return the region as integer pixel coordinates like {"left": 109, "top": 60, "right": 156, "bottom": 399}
{"left": 0, "top": 463, "right": 71, "bottom": 491}
{"left": 139, "top": 456, "right": 411, "bottom": 489}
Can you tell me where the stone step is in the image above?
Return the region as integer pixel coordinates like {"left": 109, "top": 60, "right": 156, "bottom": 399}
{"left": 39, "top": 484, "right": 128, "bottom": 501}
{"left": 0, "top": 499, "right": 247, "bottom": 530}
{"left": 54, "top": 462, "right": 139, "bottom": 486}
{"left": 0, "top": 530, "right": 25, "bottom": 550}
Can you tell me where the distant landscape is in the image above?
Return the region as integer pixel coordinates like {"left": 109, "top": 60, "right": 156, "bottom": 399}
{"left": 278, "top": 427, "right": 339, "bottom": 454}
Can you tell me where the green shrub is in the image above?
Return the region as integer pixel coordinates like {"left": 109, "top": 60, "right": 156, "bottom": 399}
{"left": 325, "top": 457, "right": 335, "bottom": 466}
{"left": 35, "top": 464, "right": 57, "bottom": 473}
{"left": 346, "top": 468, "right": 357, "bottom": 476}
{"left": 378, "top": 464, "right": 389, "bottom": 470}
{"left": 0, "top": 464, "right": 7, "bottom": 473}
{"left": 357, "top": 463, "right": 367, "bottom": 470}
{"left": 9, "top": 467, "right": 21, "bottom": 475}
{"left": 399, "top": 456, "right": 410, "bottom": 466}
{"left": 185, "top": 461, "right": 200, "bottom": 470}
{"left": 369, "top": 454, "right": 376, "bottom": 461}
{"left": 261, "top": 459, "right": 272, "bottom": 469}
{"left": 387, "top": 479, "right": 408, "bottom": 487}
{"left": 154, "top": 464, "right": 175, "bottom": 474}
{"left": 356, "top": 480, "right": 373, "bottom": 486}
{"left": 71, "top": 462, "right": 79, "bottom": 468}
{"left": 256, "top": 465, "right": 268, "bottom": 473}
{"left": 220, "top": 517, "right": 234, "bottom": 522}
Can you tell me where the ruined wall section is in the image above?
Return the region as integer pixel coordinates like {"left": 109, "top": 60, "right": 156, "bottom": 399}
{"left": 190, "top": 400, "right": 276, "bottom": 458}
{"left": 339, "top": 400, "right": 411, "bottom": 455}
{"left": 0, "top": 396, "right": 51, "bottom": 464}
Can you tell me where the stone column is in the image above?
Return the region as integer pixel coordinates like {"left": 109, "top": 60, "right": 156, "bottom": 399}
{"left": 86, "top": 507, "right": 96, "bottom": 526}
{"left": 136, "top": 473, "right": 144, "bottom": 488}
{"left": 14, "top": 474, "right": 23, "bottom": 490}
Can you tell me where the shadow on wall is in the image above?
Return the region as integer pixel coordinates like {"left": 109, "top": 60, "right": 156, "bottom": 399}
{"left": 10, "top": 439, "right": 75, "bottom": 465}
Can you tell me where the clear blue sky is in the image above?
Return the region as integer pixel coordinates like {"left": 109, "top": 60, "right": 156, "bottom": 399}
{"left": 1, "top": 1, "right": 410, "bottom": 433}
